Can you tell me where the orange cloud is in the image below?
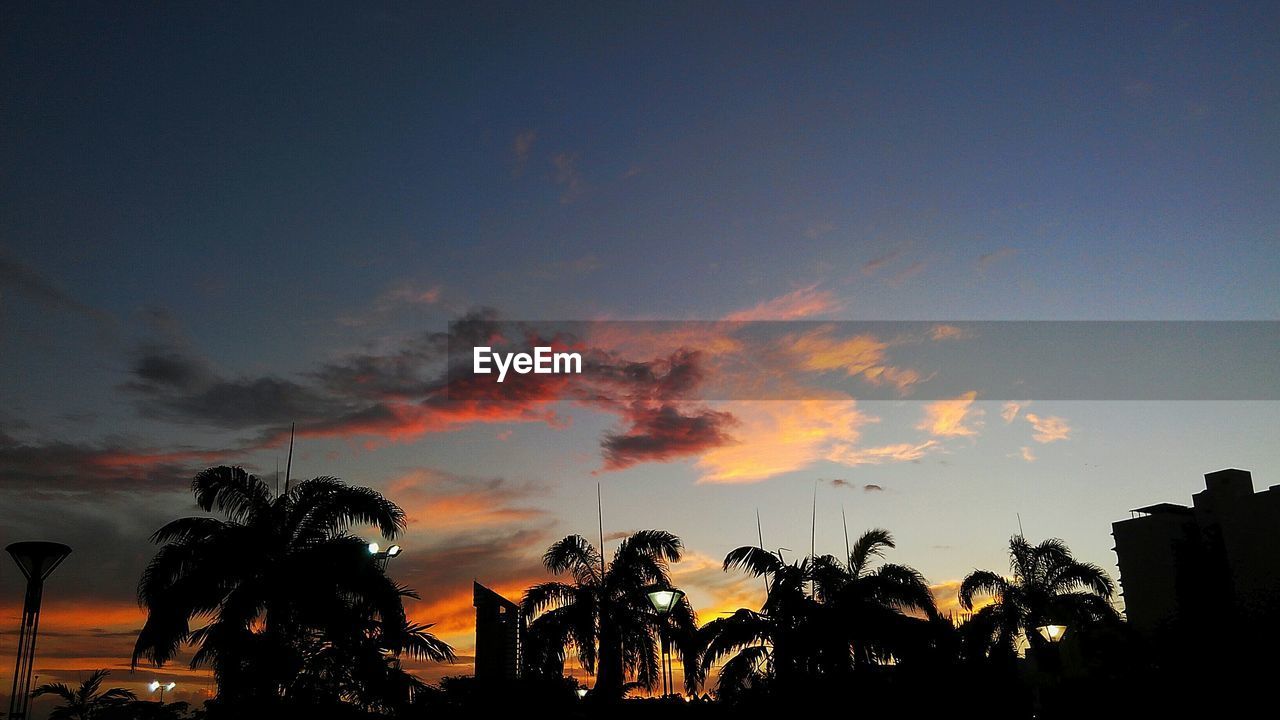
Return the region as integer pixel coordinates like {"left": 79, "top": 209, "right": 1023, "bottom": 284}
{"left": 386, "top": 469, "right": 547, "bottom": 530}
{"left": 723, "top": 284, "right": 842, "bottom": 321}
{"left": 1001, "top": 401, "right": 1024, "bottom": 423}
{"left": 827, "top": 440, "right": 939, "bottom": 466}
{"left": 695, "top": 399, "right": 872, "bottom": 483}
{"left": 1025, "top": 413, "right": 1071, "bottom": 443}
{"left": 917, "top": 391, "right": 982, "bottom": 437}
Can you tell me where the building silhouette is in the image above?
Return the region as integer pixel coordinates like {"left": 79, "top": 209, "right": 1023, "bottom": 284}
{"left": 472, "top": 581, "right": 523, "bottom": 683}
{"left": 1112, "top": 468, "right": 1280, "bottom": 635}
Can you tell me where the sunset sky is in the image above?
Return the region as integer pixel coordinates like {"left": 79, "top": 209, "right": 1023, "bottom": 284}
{"left": 2, "top": 1, "right": 1279, "bottom": 710}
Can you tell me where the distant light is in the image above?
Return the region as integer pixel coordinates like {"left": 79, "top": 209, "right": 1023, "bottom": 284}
{"left": 368, "top": 542, "right": 380, "bottom": 554}
{"left": 387, "top": 544, "right": 402, "bottom": 557}
{"left": 165, "top": 682, "right": 176, "bottom": 691}
{"left": 1036, "top": 624, "right": 1067, "bottom": 643}
{"left": 576, "top": 688, "right": 588, "bottom": 699}
{"left": 148, "top": 681, "right": 160, "bottom": 692}
{"left": 647, "top": 589, "right": 684, "bottom": 615}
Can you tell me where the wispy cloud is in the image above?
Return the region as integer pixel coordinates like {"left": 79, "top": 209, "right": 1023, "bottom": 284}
{"left": 695, "top": 399, "right": 870, "bottom": 483}
{"left": 0, "top": 251, "right": 112, "bottom": 327}
{"left": 1019, "top": 446, "right": 1037, "bottom": 462}
{"left": 930, "top": 324, "right": 970, "bottom": 341}
{"left": 978, "top": 247, "right": 1018, "bottom": 270}
{"left": 889, "top": 260, "right": 926, "bottom": 286}
{"left": 724, "top": 283, "right": 842, "bottom": 321}
{"left": 917, "top": 391, "right": 982, "bottom": 437}
{"left": 861, "top": 249, "right": 900, "bottom": 276}
{"left": 511, "top": 129, "right": 537, "bottom": 175}
{"left": 1025, "top": 412, "right": 1071, "bottom": 443}
{"left": 1001, "top": 401, "right": 1024, "bottom": 423}
{"left": 552, "top": 152, "right": 583, "bottom": 203}
{"left": 827, "top": 440, "right": 939, "bottom": 466}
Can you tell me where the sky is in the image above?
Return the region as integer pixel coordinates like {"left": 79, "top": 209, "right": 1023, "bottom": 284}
{"left": 2, "top": 0, "right": 1279, "bottom": 710}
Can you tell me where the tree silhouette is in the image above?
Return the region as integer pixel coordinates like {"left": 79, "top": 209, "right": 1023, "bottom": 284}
{"left": 521, "top": 531, "right": 701, "bottom": 699}
{"left": 958, "top": 535, "right": 1117, "bottom": 662}
{"left": 132, "top": 466, "right": 452, "bottom": 710}
{"left": 31, "top": 670, "right": 136, "bottom": 720}
{"left": 704, "top": 528, "right": 938, "bottom": 697}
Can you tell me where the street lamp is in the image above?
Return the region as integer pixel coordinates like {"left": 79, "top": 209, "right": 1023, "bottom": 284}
{"left": 368, "top": 542, "right": 403, "bottom": 570}
{"left": 148, "top": 680, "right": 176, "bottom": 703}
{"left": 1035, "top": 624, "right": 1067, "bottom": 643}
{"left": 646, "top": 588, "right": 685, "bottom": 698}
{"left": 7, "top": 542, "right": 71, "bottom": 720}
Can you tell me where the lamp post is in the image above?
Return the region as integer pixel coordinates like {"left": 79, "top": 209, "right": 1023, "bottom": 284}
{"left": 148, "top": 680, "right": 176, "bottom": 704}
{"left": 367, "top": 542, "right": 402, "bottom": 571}
{"left": 7, "top": 542, "right": 71, "bottom": 720}
{"left": 1032, "top": 624, "right": 1067, "bottom": 718}
{"left": 646, "top": 589, "right": 684, "bottom": 698}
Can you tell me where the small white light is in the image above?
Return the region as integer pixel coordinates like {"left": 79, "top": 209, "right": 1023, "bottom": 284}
{"left": 1036, "top": 624, "right": 1067, "bottom": 643}
{"left": 368, "top": 542, "right": 380, "bottom": 554}
{"left": 646, "top": 589, "right": 684, "bottom": 615}
{"left": 148, "top": 681, "right": 160, "bottom": 692}
{"left": 387, "top": 544, "right": 401, "bottom": 557}
{"left": 165, "top": 682, "right": 176, "bottom": 691}
{"left": 576, "top": 688, "right": 588, "bottom": 699}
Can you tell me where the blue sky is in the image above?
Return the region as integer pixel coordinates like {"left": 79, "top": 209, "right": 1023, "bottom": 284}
{"left": 1, "top": 0, "right": 1278, "bottom": 700}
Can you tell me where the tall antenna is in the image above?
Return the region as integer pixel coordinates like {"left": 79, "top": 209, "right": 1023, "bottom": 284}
{"left": 810, "top": 480, "right": 818, "bottom": 599}
{"left": 1017, "top": 512, "right": 1025, "bottom": 537}
{"left": 756, "top": 509, "right": 770, "bottom": 594}
{"left": 810, "top": 480, "right": 818, "bottom": 561}
{"left": 842, "top": 505, "right": 851, "bottom": 568}
{"left": 283, "top": 423, "right": 295, "bottom": 495}
{"left": 597, "top": 482, "right": 606, "bottom": 579}
{"left": 275, "top": 458, "right": 280, "bottom": 497}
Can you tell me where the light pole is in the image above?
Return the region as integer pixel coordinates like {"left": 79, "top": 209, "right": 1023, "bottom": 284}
{"left": 1032, "top": 624, "right": 1068, "bottom": 718}
{"left": 367, "top": 542, "right": 402, "bottom": 571}
{"left": 7, "top": 542, "right": 71, "bottom": 720}
{"left": 148, "top": 680, "right": 176, "bottom": 704}
{"left": 646, "top": 588, "right": 684, "bottom": 698}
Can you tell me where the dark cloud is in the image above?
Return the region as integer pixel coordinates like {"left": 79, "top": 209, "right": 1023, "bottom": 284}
{"left": 0, "top": 487, "right": 194, "bottom": 603}
{"left": 0, "top": 252, "right": 109, "bottom": 323}
{"left": 0, "top": 428, "right": 219, "bottom": 492}
{"left": 118, "top": 310, "right": 742, "bottom": 473}
{"left": 123, "top": 345, "right": 353, "bottom": 429}
{"left": 601, "top": 404, "right": 736, "bottom": 470}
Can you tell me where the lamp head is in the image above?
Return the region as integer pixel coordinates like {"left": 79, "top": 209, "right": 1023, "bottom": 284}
{"left": 646, "top": 588, "right": 685, "bottom": 615}
{"left": 1035, "top": 624, "right": 1067, "bottom": 643}
{"left": 368, "top": 542, "right": 380, "bottom": 555}
{"left": 387, "top": 544, "right": 402, "bottom": 557}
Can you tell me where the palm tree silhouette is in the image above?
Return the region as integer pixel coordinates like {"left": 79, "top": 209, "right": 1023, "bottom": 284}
{"left": 522, "top": 531, "right": 701, "bottom": 699}
{"left": 703, "top": 528, "right": 937, "bottom": 697}
{"left": 958, "top": 535, "right": 1117, "bottom": 661}
{"left": 31, "top": 669, "right": 136, "bottom": 720}
{"left": 132, "top": 466, "right": 452, "bottom": 709}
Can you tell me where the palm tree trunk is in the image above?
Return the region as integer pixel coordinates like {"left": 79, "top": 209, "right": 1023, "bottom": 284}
{"left": 595, "top": 611, "right": 625, "bottom": 699}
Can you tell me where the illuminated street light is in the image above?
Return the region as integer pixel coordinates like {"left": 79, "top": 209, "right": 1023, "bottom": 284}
{"left": 576, "top": 688, "right": 588, "bottom": 700}
{"left": 646, "top": 588, "right": 685, "bottom": 698}
{"left": 368, "top": 542, "right": 403, "bottom": 570}
{"left": 149, "top": 680, "right": 176, "bottom": 703}
{"left": 646, "top": 589, "right": 684, "bottom": 615}
{"left": 1036, "top": 624, "right": 1067, "bottom": 643}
